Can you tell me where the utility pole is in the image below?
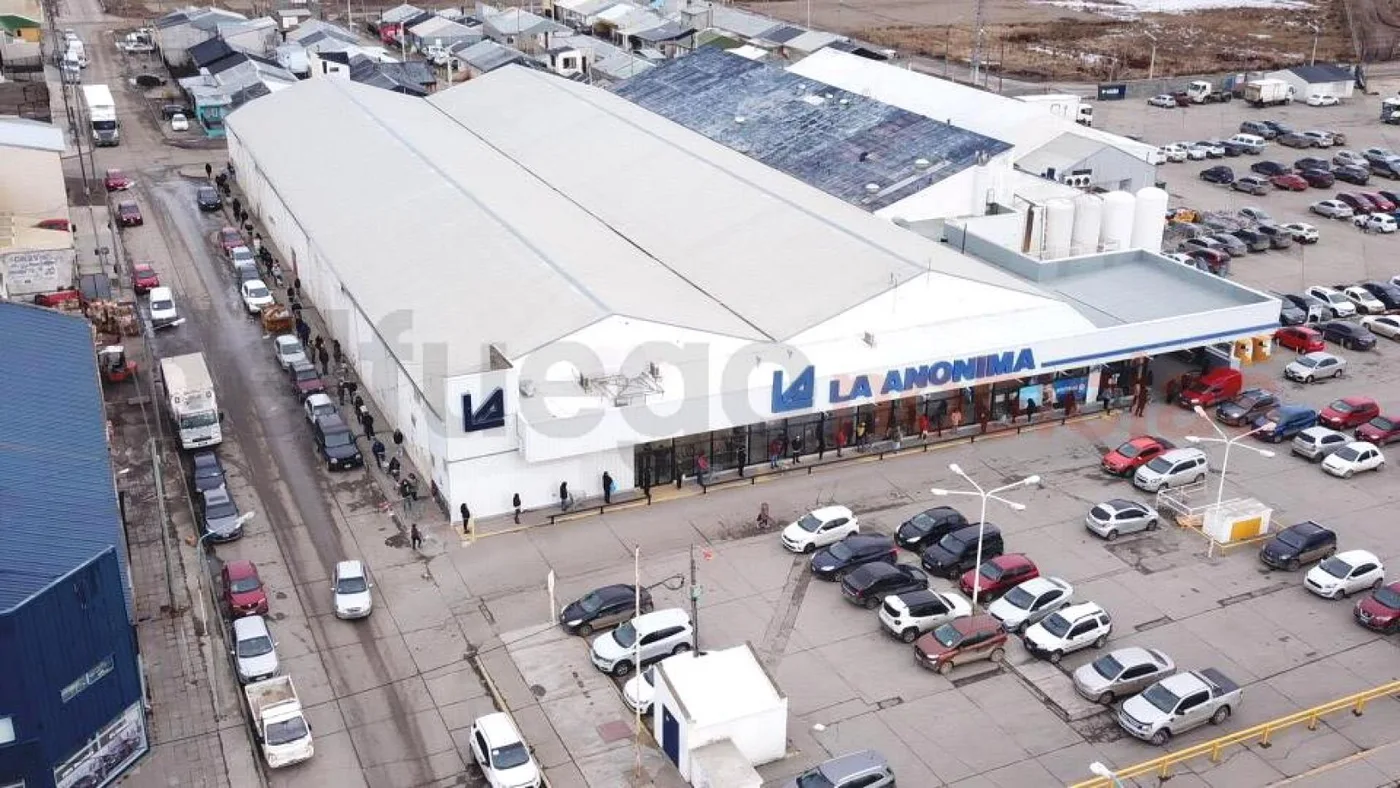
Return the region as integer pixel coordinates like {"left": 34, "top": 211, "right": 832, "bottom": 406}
{"left": 689, "top": 544, "right": 699, "bottom": 643}
{"left": 1309, "top": 22, "right": 1320, "bottom": 66}
{"left": 1145, "top": 31, "right": 1158, "bottom": 82}
{"left": 970, "top": 0, "right": 986, "bottom": 85}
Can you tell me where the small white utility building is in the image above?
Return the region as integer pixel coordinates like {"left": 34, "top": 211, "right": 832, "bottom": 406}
{"left": 1265, "top": 64, "right": 1356, "bottom": 102}
{"left": 651, "top": 644, "right": 787, "bottom": 786}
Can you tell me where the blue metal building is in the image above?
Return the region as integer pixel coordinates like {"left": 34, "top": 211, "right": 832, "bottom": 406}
{"left": 0, "top": 303, "right": 147, "bottom": 788}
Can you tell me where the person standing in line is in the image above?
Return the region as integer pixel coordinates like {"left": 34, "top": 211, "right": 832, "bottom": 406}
{"left": 559, "top": 481, "right": 570, "bottom": 511}
{"left": 371, "top": 438, "right": 385, "bottom": 470}
{"left": 1064, "top": 389, "right": 1077, "bottom": 417}
{"left": 602, "top": 471, "right": 613, "bottom": 504}
{"left": 410, "top": 523, "right": 422, "bottom": 551}
{"left": 1025, "top": 399, "right": 1038, "bottom": 422}
{"left": 231, "top": 197, "right": 242, "bottom": 217}
{"left": 333, "top": 339, "right": 343, "bottom": 367}
{"left": 387, "top": 454, "right": 401, "bottom": 480}
{"left": 512, "top": 493, "right": 522, "bottom": 524}
{"left": 855, "top": 420, "right": 867, "bottom": 448}
{"left": 337, "top": 378, "right": 349, "bottom": 405}
{"left": 790, "top": 433, "right": 803, "bottom": 464}
{"left": 393, "top": 429, "right": 404, "bottom": 457}
{"left": 1165, "top": 377, "right": 1180, "bottom": 406}
{"left": 695, "top": 453, "right": 709, "bottom": 485}
{"left": 317, "top": 345, "right": 330, "bottom": 375}
{"left": 460, "top": 503, "right": 471, "bottom": 535}
{"left": 362, "top": 411, "right": 376, "bottom": 440}
{"left": 204, "top": 162, "right": 212, "bottom": 179}
{"left": 293, "top": 277, "right": 302, "bottom": 297}
{"left": 1133, "top": 385, "right": 1149, "bottom": 417}
{"left": 398, "top": 478, "right": 412, "bottom": 514}
{"left": 737, "top": 445, "right": 747, "bottom": 477}
{"left": 768, "top": 438, "right": 781, "bottom": 469}
{"left": 835, "top": 426, "right": 847, "bottom": 457}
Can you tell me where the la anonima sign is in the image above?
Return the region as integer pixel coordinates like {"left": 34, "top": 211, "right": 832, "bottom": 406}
{"left": 772, "top": 349, "right": 1038, "bottom": 413}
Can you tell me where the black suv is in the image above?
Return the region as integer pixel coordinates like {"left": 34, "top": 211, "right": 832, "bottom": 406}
{"left": 1200, "top": 165, "right": 1234, "bottom": 184}
{"left": 811, "top": 534, "right": 897, "bottom": 580}
{"left": 314, "top": 414, "right": 363, "bottom": 470}
{"left": 1319, "top": 321, "right": 1378, "bottom": 350}
{"left": 1359, "top": 280, "right": 1400, "bottom": 311}
{"left": 841, "top": 563, "right": 930, "bottom": 609}
{"left": 1295, "top": 157, "right": 1330, "bottom": 172}
{"left": 1259, "top": 521, "right": 1337, "bottom": 571}
{"left": 895, "top": 506, "right": 968, "bottom": 551}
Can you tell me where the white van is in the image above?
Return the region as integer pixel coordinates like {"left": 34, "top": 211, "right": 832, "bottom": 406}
{"left": 1227, "top": 133, "right": 1266, "bottom": 154}
{"left": 148, "top": 286, "right": 179, "bottom": 328}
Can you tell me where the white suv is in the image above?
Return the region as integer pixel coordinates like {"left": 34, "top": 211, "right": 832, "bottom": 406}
{"left": 590, "top": 608, "right": 693, "bottom": 677}
{"left": 469, "top": 712, "right": 542, "bottom": 788}
{"left": 1305, "top": 285, "right": 1358, "bottom": 318}
{"left": 1132, "top": 448, "right": 1208, "bottom": 492}
{"left": 781, "top": 506, "right": 859, "bottom": 553}
{"left": 878, "top": 589, "right": 971, "bottom": 643}
{"left": 1023, "top": 602, "right": 1112, "bottom": 663}
{"left": 231, "top": 615, "right": 279, "bottom": 684}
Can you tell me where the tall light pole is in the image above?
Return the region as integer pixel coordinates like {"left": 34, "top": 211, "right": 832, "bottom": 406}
{"left": 1308, "top": 22, "right": 1320, "bottom": 66}
{"left": 1185, "top": 404, "right": 1276, "bottom": 511}
{"left": 970, "top": 0, "right": 986, "bottom": 85}
{"left": 1089, "top": 761, "right": 1126, "bottom": 787}
{"left": 1145, "top": 32, "right": 1158, "bottom": 82}
{"left": 930, "top": 464, "right": 1039, "bottom": 608}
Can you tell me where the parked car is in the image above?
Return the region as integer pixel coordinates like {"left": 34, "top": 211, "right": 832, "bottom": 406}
{"left": 1179, "top": 141, "right": 1209, "bottom": 160}
{"left": 1200, "top": 165, "right": 1234, "bottom": 184}
{"left": 1277, "top": 132, "right": 1316, "bottom": 149}
{"left": 1259, "top": 521, "right": 1337, "bottom": 570}
{"left": 1180, "top": 237, "right": 1225, "bottom": 257}
{"left": 1229, "top": 227, "right": 1270, "bottom": 251}
{"left": 559, "top": 584, "right": 652, "bottom": 636}
{"left": 895, "top": 506, "right": 967, "bottom": 551}
{"left": 199, "top": 484, "right": 243, "bottom": 542}
{"left": 1300, "top": 130, "right": 1336, "bottom": 147}
{"left": 1194, "top": 140, "right": 1226, "bottom": 158}
{"left": 1275, "top": 325, "right": 1326, "bottom": 353}
{"left": 116, "top": 200, "right": 143, "bottom": 226}
{"left": 841, "top": 562, "right": 930, "bottom": 609}
{"left": 1250, "top": 160, "right": 1289, "bottom": 177}
{"left": 1083, "top": 499, "right": 1158, "bottom": 540}
{"left": 1359, "top": 281, "right": 1400, "bottom": 310}
{"left": 810, "top": 533, "right": 897, "bottom": 581}
{"left": 878, "top": 589, "right": 972, "bottom": 643}
{"left": 1340, "top": 149, "right": 1372, "bottom": 167}
{"left": 231, "top": 615, "right": 279, "bottom": 684}
{"left": 170, "top": 113, "right": 189, "bottom": 131}
{"left": 272, "top": 334, "right": 307, "bottom": 370}
{"left": 1133, "top": 448, "right": 1208, "bottom": 492}
{"left": 1232, "top": 176, "right": 1269, "bottom": 195}
{"left": 1305, "top": 550, "right": 1385, "bottom": 598}
{"left": 103, "top": 168, "right": 132, "bottom": 191}
{"left": 622, "top": 651, "right": 697, "bottom": 715}
{"left": 1101, "top": 436, "right": 1175, "bottom": 476}
{"left": 1362, "top": 192, "right": 1397, "bottom": 211}
{"left": 1238, "top": 206, "right": 1273, "bottom": 223}
{"left": 196, "top": 185, "right": 222, "bottom": 211}
{"left": 958, "top": 553, "right": 1038, "bottom": 600}
{"left": 1306, "top": 285, "right": 1358, "bottom": 318}
{"left": 590, "top": 608, "right": 692, "bottom": 676}
{"left": 1216, "top": 388, "right": 1280, "bottom": 426}
{"left": 1284, "top": 351, "right": 1346, "bottom": 383}
{"left": 1310, "top": 199, "right": 1354, "bottom": 219}
{"left": 1207, "top": 233, "right": 1248, "bottom": 257}
{"left": 781, "top": 751, "right": 895, "bottom": 788}
{"left": 286, "top": 360, "right": 325, "bottom": 399}
{"left": 1187, "top": 248, "right": 1230, "bottom": 273}
{"left": 468, "top": 713, "right": 542, "bottom": 788}
{"left": 222, "top": 559, "right": 268, "bottom": 617}
{"left": 1073, "top": 647, "right": 1175, "bottom": 705}
{"left": 1335, "top": 165, "right": 1370, "bottom": 185}
{"left": 1178, "top": 368, "right": 1243, "bottom": 409}
{"left": 1022, "top": 602, "right": 1112, "bottom": 664}
{"left": 332, "top": 559, "right": 373, "bottom": 619}
{"left": 781, "top": 506, "right": 858, "bottom": 553}
{"left": 1356, "top": 415, "right": 1400, "bottom": 445}
{"left": 240, "top": 279, "right": 275, "bottom": 315}
{"left": 1308, "top": 94, "right": 1340, "bottom": 107}
{"left": 130, "top": 262, "right": 160, "bottom": 292}
{"left": 1281, "top": 222, "right": 1320, "bottom": 243}
{"left": 313, "top": 414, "right": 362, "bottom": 470}
{"left": 1148, "top": 94, "right": 1178, "bottom": 109}
{"left": 218, "top": 226, "right": 244, "bottom": 253}
{"left": 1356, "top": 213, "right": 1398, "bottom": 234}
{"left": 1119, "top": 669, "right": 1242, "bottom": 745}
{"left": 1343, "top": 285, "right": 1389, "bottom": 314}
{"left": 1362, "top": 314, "right": 1400, "bottom": 338}
{"left": 1318, "top": 320, "right": 1377, "bottom": 350}
{"left": 1159, "top": 143, "right": 1187, "bottom": 162}
{"left": 1336, "top": 193, "right": 1374, "bottom": 215}
{"left": 1250, "top": 405, "right": 1318, "bottom": 443}
{"left": 1279, "top": 300, "right": 1308, "bottom": 325}
{"left": 921, "top": 524, "right": 1004, "bottom": 577}
{"left": 1372, "top": 157, "right": 1400, "bottom": 179}
{"left": 1281, "top": 293, "right": 1328, "bottom": 323}
{"left": 1321, "top": 442, "right": 1385, "bottom": 478}
{"left": 161, "top": 103, "right": 192, "bottom": 119}
{"left": 190, "top": 450, "right": 226, "bottom": 493}
{"left": 1292, "top": 426, "right": 1350, "bottom": 461}
{"left": 1319, "top": 396, "right": 1380, "bottom": 430}
{"left": 1295, "top": 156, "right": 1330, "bottom": 172}
{"left": 1240, "top": 120, "right": 1278, "bottom": 138}
{"left": 1353, "top": 581, "right": 1400, "bottom": 633}
{"left": 986, "top": 576, "right": 1073, "bottom": 634}
{"left": 303, "top": 392, "right": 335, "bottom": 423}
{"left": 1362, "top": 147, "right": 1397, "bottom": 164}
{"left": 913, "top": 614, "right": 1007, "bottom": 674}
{"left": 1300, "top": 168, "right": 1336, "bottom": 188}
{"left": 1271, "top": 173, "right": 1309, "bottom": 191}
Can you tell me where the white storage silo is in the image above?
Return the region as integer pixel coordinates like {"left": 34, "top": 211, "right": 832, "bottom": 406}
{"left": 1070, "top": 193, "right": 1103, "bottom": 256}
{"left": 1131, "top": 186, "right": 1171, "bottom": 252}
{"left": 1099, "top": 191, "right": 1136, "bottom": 252}
{"left": 1044, "top": 198, "right": 1075, "bottom": 259}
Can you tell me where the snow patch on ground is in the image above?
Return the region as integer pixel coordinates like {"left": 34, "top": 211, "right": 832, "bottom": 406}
{"left": 1037, "top": 0, "right": 1311, "bottom": 17}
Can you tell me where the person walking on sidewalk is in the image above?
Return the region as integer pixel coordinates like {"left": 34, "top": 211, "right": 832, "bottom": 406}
{"left": 387, "top": 455, "right": 401, "bottom": 481}
{"left": 204, "top": 162, "right": 212, "bottom": 179}
{"left": 293, "top": 277, "right": 302, "bottom": 298}
{"left": 410, "top": 523, "right": 422, "bottom": 551}
{"left": 790, "top": 433, "right": 803, "bottom": 464}
{"left": 460, "top": 503, "right": 471, "bottom": 535}
{"left": 333, "top": 340, "right": 343, "bottom": 367}
{"left": 737, "top": 445, "right": 747, "bottom": 477}
{"left": 399, "top": 478, "right": 412, "bottom": 514}
{"left": 371, "top": 438, "right": 385, "bottom": 470}
{"left": 231, "top": 197, "right": 242, "bottom": 218}
{"left": 512, "top": 493, "right": 522, "bottom": 524}
{"left": 602, "top": 471, "right": 613, "bottom": 504}
{"left": 393, "top": 429, "right": 404, "bottom": 457}
{"left": 362, "top": 411, "right": 376, "bottom": 441}
{"left": 317, "top": 345, "right": 330, "bottom": 375}
{"left": 1133, "top": 384, "right": 1149, "bottom": 418}
{"left": 337, "top": 378, "right": 349, "bottom": 405}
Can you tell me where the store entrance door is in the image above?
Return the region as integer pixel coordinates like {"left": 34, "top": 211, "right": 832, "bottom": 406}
{"left": 636, "top": 443, "right": 676, "bottom": 489}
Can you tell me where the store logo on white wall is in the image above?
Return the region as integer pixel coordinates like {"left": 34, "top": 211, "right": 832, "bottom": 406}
{"left": 462, "top": 388, "right": 506, "bottom": 432}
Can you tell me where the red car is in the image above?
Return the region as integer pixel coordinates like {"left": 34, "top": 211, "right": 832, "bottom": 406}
{"left": 1356, "top": 414, "right": 1400, "bottom": 445}
{"left": 1362, "top": 192, "right": 1397, "bottom": 212}
{"left": 1318, "top": 396, "right": 1379, "bottom": 430}
{"left": 104, "top": 168, "right": 132, "bottom": 192}
{"left": 914, "top": 615, "right": 1008, "bottom": 674}
{"left": 1186, "top": 248, "right": 1230, "bottom": 274}
{"left": 222, "top": 560, "right": 268, "bottom": 617}
{"left": 287, "top": 360, "right": 325, "bottom": 400}
{"left": 958, "top": 553, "right": 1039, "bottom": 599}
{"left": 35, "top": 218, "right": 71, "bottom": 231}
{"left": 1336, "top": 192, "right": 1372, "bottom": 214}
{"left": 1271, "top": 173, "right": 1309, "bottom": 191}
{"left": 218, "top": 226, "right": 244, "bottom": 254}
{"left": 1101, "top": 435, "right": 1176, "bottom": 476}
{"left": 116, "top": 201, "right": 143, "bottom": 227}
{"left": 1275, "top": 325, "right": 1326, "bottom": 353}
{"left": 1354, "top": 580, "right": 1400, "bottom": 633}
{"left": 130, "top": 262, "right": 160, "bottom": 293}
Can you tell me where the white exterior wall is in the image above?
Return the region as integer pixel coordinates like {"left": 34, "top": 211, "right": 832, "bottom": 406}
{"left": 875, "top": 156, "right": 1013, "bottom": 222}
{"left": 309, "top": 51, "right": 351, "bottom": 79}
{"left": 685, "top": 705, "right": 786, "bottom": 779}
{"left": 0, "top": 146, "right": 67, "bottom": 218}
{"left": 1268, "top": 70, "right": 1355, "bottom": 101}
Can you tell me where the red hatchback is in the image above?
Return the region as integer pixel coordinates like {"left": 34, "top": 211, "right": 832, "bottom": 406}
{"left": 1102, "top": 436, "right": 1176, "bottom": 476}
{"left": 1362, "top": 192, "right": 1397, "bottom": 212}
{"left": 958, "top": 553, "right": 1039, "bottom": 599}
{"left": 104, "top": 168, "right": 132, "bottom": 192}
{"left": 219, "top": 226, "right": 244, "bottom": 254}
{"left": 1354, "top": 581, "right": 1400, "bottom": 633}
{"left": 222, "top": 560, "right": 268, "bottom": 617}
{"left": 1318, "top": 396, "right": 1379, "bottom": 430}
{"left": 1275, "top": 325, "right": 1326, "bottom": 353}
{"left": 1356, "top": 415, "right": 1400, "bottom": 445}
{"left": 1271, "top": 173, "right": 1309, "bottom": 191}
{"left": 131, "top": 262, "right": 160, "bottom": 293}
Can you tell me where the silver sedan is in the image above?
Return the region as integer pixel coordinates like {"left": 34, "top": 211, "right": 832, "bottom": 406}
{"left": 1084, "top": 499, "right": 1159, "bottom": 541}
{"left": 1073, "top": 647, "right": 1176, "bottom": 704}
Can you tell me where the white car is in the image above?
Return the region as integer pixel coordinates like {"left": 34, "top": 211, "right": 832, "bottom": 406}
{"left": 303, "top": 392, "right": 336, "bottom": 422}
{"left": 241, "top": 279, "right": 274, "bottom": 314}
{"left": 1301, "top": 130, "right": 1335, "bottom": 147}
{"left": 1336, "top": 150, "right": 1369, "bottom": 167}
{"left": 1159, "top": 144, "right": 1188, "bottom": 163}
{"left": 148, "top": 285, "right": 179, "bottom": 329}
{"left": 781, "top": 505, "right": 859, "bottom": 553}
{"left": 1311, "top": 199, "right": 1355, "bottom": 220}
{"left": 171, "top": 112, "right": 189, "bottom": 131}
{"left": 1304, "top": 550, "right": 1385, "bottom": 599}
{"left": 231, "top": 615, "right": 279, "bottom": 684}
{"left": 987, "top": 577, "right": 1073, "bottom": 634}
{"left": 1238, "top": 206, "right": 1273, "bottom": 224}
{"left": 622, "top": 650, "right": 698, "bottom": 714}
{"left": 1282, "top": 222, "right": 1320, "bottom": 243}
{"left": 1361, "top": 315, "right": 1400, "bottom": 339}
{"left": 468, "top": 713, "right": 542, "bottom": 788}
{"left": 591, "top": 608, "right": 693, "bottom": 677}
{"left": 1321, "top": 441, "right": 1385, "bottom": 478}
{"left": 332, "top": 560, "right": 373, "bottom": 619}
{"left": 1343, "top": 285, "right": 1388, "bottom": 313}
{"left": 878, "top": 589, "right": 972, "bottom": 643}
{"left": 1179, "top": 142, "right": 1209, "bottom": 160}
{"left": 1149, "top": 94, "right": 1178, "bottom": 109}
{"left": 1308, "top": 94, "right": 1340, "bottom": 107}
{"left": 1306, "top": 285, "right": 1358, "bottom": 318}
{"left": 1023, "top": 602, "right": 1112, "bottom": 664}
{"left": 229, "top": 244, "right": 255, "bottom": 266}
{"left": 273, "top": 334, "right": 307, "bottom": 369}
{"left": 1354, "top": 214, "right": 1398, "bottom": 234}
{"left": 1284, "top": 351, "right": 1346, "bottom": 383}
{"left": 1194, "top": 140, "right": 1226, "bottom": 157}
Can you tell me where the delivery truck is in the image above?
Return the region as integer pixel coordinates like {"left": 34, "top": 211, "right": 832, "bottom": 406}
{"left": 244, "top": 676, "right": 314, "bottom": 768}
{"left": 159, "top": 353, "right": 222, "bottom": 449}
{"left": 82, "top": 84, "right": 120, "bottom": 146}
{"left": 1242, "top": 79, "right": 1293, "bottom": 108}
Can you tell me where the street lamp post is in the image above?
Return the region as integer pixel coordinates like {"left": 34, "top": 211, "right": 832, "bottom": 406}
{"left": 1089, "top": 761, "right": 1126, "bottom": 787}
{"left": 1145, "top": 32, "right": 1158, "bottom": 82}
{"left": 930, "top": 464, "right": 1040, "bottom": 608}
{"left": 1185, "top": 404, "right": 1276, "bottom": 510}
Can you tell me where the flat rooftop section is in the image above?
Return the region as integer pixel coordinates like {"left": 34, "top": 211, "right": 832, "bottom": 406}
{"left": 613, "top": 47, "right": 1011, "bottom": 212}
{"left": 658, "top": 643, "right": 784, "bottom": 726}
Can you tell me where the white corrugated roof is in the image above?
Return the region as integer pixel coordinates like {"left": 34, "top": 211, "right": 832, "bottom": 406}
{"left": 0, "top": 117, "right": 65, "bottom": 153}
{"left": 789, "top": 49, "right": 1160, "bottom": 164}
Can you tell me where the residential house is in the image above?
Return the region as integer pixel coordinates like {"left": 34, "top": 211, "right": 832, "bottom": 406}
{"left": 188, "top": 37, "right": 235, "bottom": 70}
{"left": 408, "top": 15, "right": 481, "bottom": 57}
{"left": 179, "top": 51, "right": 298, "bottom": 134}
{"left": 218, "top": 17, "right": 280, "bottom": 57}
{"left": 0, "top": 0, "right": 42, "bottom": 43}
{"left": 543, "top": 41, "right": 588, "bottom": 78}
{"left": 309, "top": 49, "right": 352, "bottom": 80}
{"left": 481, "top": 6, "right": 566, "bottom": 54}
{"left": 549, "top": 0, "right": 619, "bottom": 31}
{"left": 377, "top": 3, "right": 424, "bottom": 44}
{"left": 275, "top": 42, "right": 310, "bottom": 76}
{"left": 155, "top": 6, "right": 247, "bottom": 69}
{"left": 349, "top": 53, "right": 435, "bottom": 95}
{"left": 580, "top": 35, "right": 652, "bottom": 84}
{"left": 456, "top": 39, "right": 526, "bottom": 78}
{"left": 272, "top": 6, "right": 313, "bottom": 30}
{"left": 0, "top": 117, "right": 75, "bottom": 298}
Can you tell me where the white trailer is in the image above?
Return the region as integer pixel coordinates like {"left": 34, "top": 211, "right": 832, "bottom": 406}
{"left": 158, "top": 353, "right": 222, "bottom": 449}
{"left": 244, "top": 676, "right": 314, "bottom": 768}
{"left": 1017, "top": 93, "right": 1094, "bottom": 126}
{"left": 82, "top": 83, "right": 119, "bottom": 146}
{"left": 1242, "top": 79, "right": 1293, "bottom": 108}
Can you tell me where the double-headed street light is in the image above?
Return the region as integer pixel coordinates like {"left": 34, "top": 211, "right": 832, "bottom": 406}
{"left": 930, "top": 463, "right": 1040, "bottom": 608}
{"left": 1185, "top": 404, "right": 1275, "bottom": 510}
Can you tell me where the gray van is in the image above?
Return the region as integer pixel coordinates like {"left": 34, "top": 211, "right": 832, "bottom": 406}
{"left": 1239, "top": 120, "right": 1277, "bottom": 139}
{"left": 920, "top": 524, "right": 1005, "bottom": 578}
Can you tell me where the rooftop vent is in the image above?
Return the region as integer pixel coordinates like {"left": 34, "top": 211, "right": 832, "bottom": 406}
{"left": 914, "top": 157, "right": 931, "bottom": 170}
{"left": 864, "top": 183, "right": 880, "bottom": 193}
{"left": 862, "top": 332, "right": 876, "bottom": 348}
{"left": 734, "top": 115, "right": 746, "bottom": 124}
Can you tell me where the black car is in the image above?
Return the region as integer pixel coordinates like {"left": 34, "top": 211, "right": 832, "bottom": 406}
{"left": 1319, "top": 320, "right": 1378, "bottom": 350}
{"left": 1283, "top": 293, "right": 1328, "bottom": 320}
{"left": 1219, "top": 140, "right": 1246, "bottom": 156}
{"left": 1372, "top": 158, "right": 1400, "bottom": 179}
{"left": 1263, "top": 120, "right": 1293, "bottom": 135}
{"left": 1335, "top": 165, "right": 1370, "bottom": 185}
{"left": 196, "top": 186, "right": 222, "bottom": 212}
{"left": 314, "top": 414, "right": 363, "bottom": 470}
{"left": 1300, "top": 169, "right": 1336, "bottom": 188}
{"left": 895, "top": 506, "right": 968, "bottom": 551}
{"left": 1215, "top": 388, "right": 1280, "bottom": 426}
{"left": 161, "top": 103, "right": 192, "bottom": 120}
{"left": 840, "top": 563, "right": 930, "bottom": 609}
{"left": 1279, "top": 301, "right": 1308, "bottom": 325}
{"left": 1360, "top": 280, "right": 1400, "bottom": 311}
{"left": 199, "top": 484, "right": 243, "bottom": 543}
{"left": 1230, "top": 228, "right": 1269, "bottom": 252}
{"left": 559, "top": 584, "right": 653, "bottom": 636}
{"left": 810, "top": 533, "right": 897, "bottom": 580}
{"left": 1250, "top": 160, "right": 1289, "bottom": 177}
{"left": 1259, "top": 521, "right": 1337, "bottom": 571}
{"left": 1200, "top": 165, "right": 1234, "bottom": 184}
{"left": 190, "top": 450, "right": 226, "bottom": 492}
{"left": 1295, "top": 157, "right": 1330, "bottom": 172}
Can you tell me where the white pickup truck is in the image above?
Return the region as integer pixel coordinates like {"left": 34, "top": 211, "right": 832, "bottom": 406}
{"left": 244, "top": 676, "right": 314, "bottom": 767}
{"left": 1118, "top": 668, "right": 1242, "bottom": 745}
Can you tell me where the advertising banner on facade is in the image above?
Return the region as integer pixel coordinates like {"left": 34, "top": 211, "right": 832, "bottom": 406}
{"left": 53, "top": 702, "right": 148, "bottom": 788}
{"left": 3, "top": 246, "right": 76, "bottom": 297}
